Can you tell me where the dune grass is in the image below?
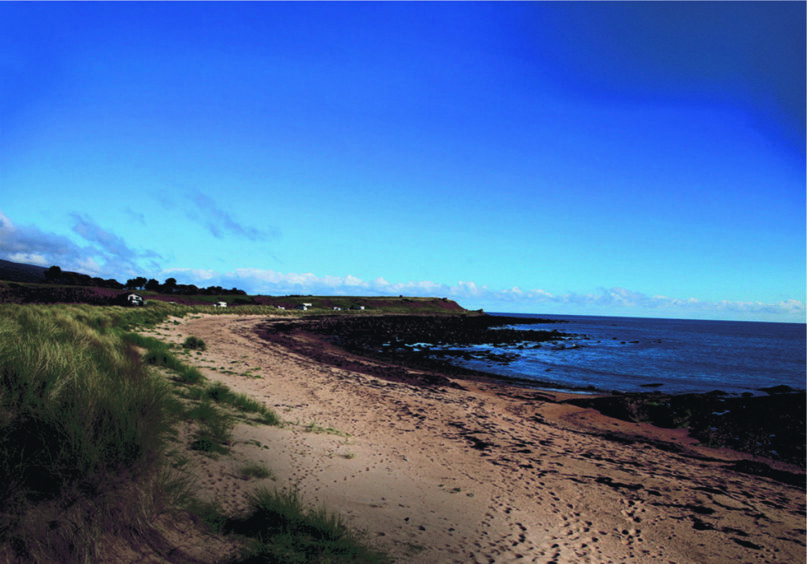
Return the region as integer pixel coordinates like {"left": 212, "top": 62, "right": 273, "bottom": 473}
{"left": 201, "top": 380, "right": 282, "bottom": 426}
{"left": 239, "top": 462, "right": 275, "bottom": 480}
{"left": 0, "top": 304, "right": 175, "bottom": 561}
{"left": 227, "top": 488, "right": 391, "bottom": 564}
{"left": 124, "top": 332, "right": 205, "bottom": 384}
{"left": 182, "top": 335, "right": 207, "bottom": 350}
{"left": 0, "top": 302, "right": 387, "bottom": 562}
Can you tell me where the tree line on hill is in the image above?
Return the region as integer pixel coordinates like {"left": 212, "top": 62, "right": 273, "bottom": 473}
{"left": 44, "top": 266, "right": 246, "bottom": 296}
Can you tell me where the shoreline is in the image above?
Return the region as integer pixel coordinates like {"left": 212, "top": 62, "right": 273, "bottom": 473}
{"left": 257, "top": 313, "right": 806, "bottom": 468}
{"left": 143, "top": 314, "right": 806, "bottom": 563}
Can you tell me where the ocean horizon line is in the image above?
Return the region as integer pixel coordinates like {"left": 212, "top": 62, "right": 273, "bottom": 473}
{"left": 487, "top": 310, "right": 807, "bottom": 326}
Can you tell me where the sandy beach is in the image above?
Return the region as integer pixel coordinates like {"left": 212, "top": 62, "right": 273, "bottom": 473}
{"left": 142, "top": 314, "right": 805, "bottom": 563}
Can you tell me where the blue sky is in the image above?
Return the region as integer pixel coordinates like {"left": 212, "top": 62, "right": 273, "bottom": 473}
{"left": 1, "top": 2, "right": 804, "bottom": 322}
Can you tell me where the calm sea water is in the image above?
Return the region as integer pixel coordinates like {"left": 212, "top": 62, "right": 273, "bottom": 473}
{"left": 438, "top": 313, "right": 806, "bottom": 395}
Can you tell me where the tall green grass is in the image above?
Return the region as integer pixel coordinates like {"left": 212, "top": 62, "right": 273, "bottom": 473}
{"left": 124, "top": 332, "right": 204, "bottom": 384}
{"left": 0, "top": 304, "right": 175, "bottom": 561}
{"left": 202, "top": 380, "right": 282, "bottom": 426}
{"left": 0, "top": 302, "right": 389, "bottom": 563}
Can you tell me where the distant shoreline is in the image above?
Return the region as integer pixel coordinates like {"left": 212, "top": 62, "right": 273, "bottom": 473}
{"left": 489, "top": 310, "right": 807, "bottom": 326}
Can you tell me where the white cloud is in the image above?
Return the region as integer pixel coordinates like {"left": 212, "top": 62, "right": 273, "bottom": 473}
{"left": 161, "top": 267, "right": 218, "bottom": 281}
{"left": 0, "top": 211, "right": 13, "bottom": 234}
{"left": 75, "top": 257, "right": 103, "bottom": 276}
{"left": 0, "top": 209, "right": 162, "bottom": 279}
{"left": 166, "top": 267, "right": 804, "bottom": 322}
{"left": 6, "top": 252, "right": 48, "bottom": 266}
{"left": 1, "top": 207, "right": 801, "bottom": 323}
{"left": 0, "top": 210, "right": 83, "bottom": 268}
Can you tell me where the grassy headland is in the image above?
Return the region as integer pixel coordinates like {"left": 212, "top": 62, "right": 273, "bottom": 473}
{"left": 0, "top": 278, "right": 469, "bottom": 315}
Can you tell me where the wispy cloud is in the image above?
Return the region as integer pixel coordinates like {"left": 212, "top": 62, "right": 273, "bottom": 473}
{"left": 71, "top": 213, "right": 137, "bottom": 258}
{"left": 70, "top": 213, "right": 163, "bottom": 276}
{"left": 456, "top": 284, "right": 806, "bottom": 320}
{"left": 2, "top": 209, "right": 801, "bottom": 322}
{"left": 1, "top": 210, "right": 82, "bottom": 267}
{"left": 165, "top": 267, "right": 806, "bottom": 322}
{"left": 124, "top": 206, "right": 147, "bottom": 225}
{"left": 0, "top": 210, "right": 161, "bottom": 278}
{"left": 185, "top": 191, "right": 279, "bottom": 242}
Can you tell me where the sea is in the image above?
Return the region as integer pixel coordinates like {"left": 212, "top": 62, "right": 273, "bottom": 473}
{"left": 435, "top": 313, "right": 806, "bottom": 396}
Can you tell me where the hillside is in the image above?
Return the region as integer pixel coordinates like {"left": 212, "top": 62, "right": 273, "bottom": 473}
{"left": 0, "top": 258, "right": 47, "bottom": 283}
{"left": 0, "top": 258, "right": 470, "bottom": 313}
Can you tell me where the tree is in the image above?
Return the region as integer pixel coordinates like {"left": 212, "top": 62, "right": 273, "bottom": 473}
{"left": 162, "top": 277, "right": 177, "bottom": 293}
{"left": 45, "top": 265, "right": 62, "bottom": 282}
{"left": 145, "top": 278, "right": 160, "bottom": 292}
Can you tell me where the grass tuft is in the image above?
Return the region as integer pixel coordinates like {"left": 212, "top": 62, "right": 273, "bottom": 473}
{"left": 126, "top": 333, "right": 204, "bottom": 384}
{"left": 182, "top": 335, "right": 207, "bottom": 351}
{"left": 240, "top": 462, "right": 274, "bottom": 480}
{"left": 306, "top": 422, "right": 350, "bottom": 438}
{"left": 227, "top": 488, "right": 391, "bottom": 564}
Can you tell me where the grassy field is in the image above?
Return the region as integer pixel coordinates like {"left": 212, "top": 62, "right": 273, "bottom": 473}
{"left": 0, "top": 302, "right": 390, "bottom": 563}
{"left": 0, "top": 279, "right": 472, "bottom": 316}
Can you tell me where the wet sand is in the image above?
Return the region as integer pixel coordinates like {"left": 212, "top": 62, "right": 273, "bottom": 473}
{"left": 142, "top": 314, "right": 806, "bottom": 563}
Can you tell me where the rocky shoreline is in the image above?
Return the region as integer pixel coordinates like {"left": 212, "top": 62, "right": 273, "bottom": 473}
{"left": 257, "top": 313, "right": 806, "bottom": 471}
{"left": 260, "top": 314, "right": 569, "bottom": 379}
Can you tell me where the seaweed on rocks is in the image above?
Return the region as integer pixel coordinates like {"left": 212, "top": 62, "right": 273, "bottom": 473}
{"left": 289, "top": 314, "right": 567, "bottom": 350}
{"left": 257, "top": 314, "right": 806, "bottom": 471}
{"left": 256, "top": 314, "right": 569, "bottom": 388}
{"left": 568, "top": 391, "right": 806, "bottom": 468}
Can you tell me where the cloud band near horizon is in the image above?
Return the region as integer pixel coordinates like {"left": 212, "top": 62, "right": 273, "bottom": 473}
{"left": 1, "top": 209, "right": 803, "bottom": 322}
{"left": 162, "top": 266, "right": 805, "bottom": 322}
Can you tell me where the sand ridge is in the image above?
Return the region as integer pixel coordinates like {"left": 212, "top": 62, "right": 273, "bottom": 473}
{"left": 142, "top": 314, "right": 806, "bottom": 563}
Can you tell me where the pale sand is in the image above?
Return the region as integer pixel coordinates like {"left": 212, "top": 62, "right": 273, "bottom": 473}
{"left": 141, "top": 314, "right": 805, "bottom": 563}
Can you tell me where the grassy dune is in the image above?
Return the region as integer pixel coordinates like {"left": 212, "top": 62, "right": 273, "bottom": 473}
{"left": 0, "top": 304, "right": 174, "bottom": 561}
{"left": 0, "top": 303, "right": 389, "bottom": 563}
